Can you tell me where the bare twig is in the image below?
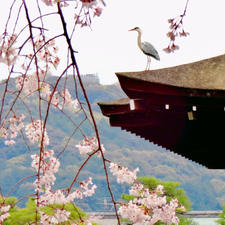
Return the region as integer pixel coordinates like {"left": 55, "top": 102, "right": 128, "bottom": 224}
{"left": 57, "top": 3, "right": 121, "bottom": 224}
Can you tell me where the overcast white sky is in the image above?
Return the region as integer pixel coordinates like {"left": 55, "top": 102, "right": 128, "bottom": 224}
{"left": 1, "top": 0, "right": 225, "bottom": 84}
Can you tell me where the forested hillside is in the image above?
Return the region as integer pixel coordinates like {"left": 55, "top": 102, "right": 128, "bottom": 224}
{"left": 1, "top": 74, "right": 225, "bottom": 212}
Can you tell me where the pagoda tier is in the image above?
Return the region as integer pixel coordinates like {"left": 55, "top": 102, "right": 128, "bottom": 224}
{"left": 98, "top": 54, "right": 225, "bottom": 169}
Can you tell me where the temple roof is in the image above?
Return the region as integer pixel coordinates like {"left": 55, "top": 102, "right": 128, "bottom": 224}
{"left": 98, "top": 54, "right": 225, "bottom": 169}
{"left": 116, "top": 54, "right": 225, "bottom": 90}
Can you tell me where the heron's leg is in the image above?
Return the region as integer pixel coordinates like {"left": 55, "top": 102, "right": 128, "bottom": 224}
{"left": 145, "top": 56, "right": 149, "bottom": 70}
{"left": 146, "top": 56, "right": 151, "bottom": 70}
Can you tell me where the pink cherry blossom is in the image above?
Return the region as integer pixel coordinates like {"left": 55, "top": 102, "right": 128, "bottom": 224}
{"left": 41, "top": 0, "right": 68, "bottom": 7}
{"left": 0, "top": 126, "right": 8, "bottom": 139}
{"left": 55, "top": 209, "right": 71, "bottom": 223}
{"left": 40, "top": 83, "right": 51, "bottom": 98}
{"left": 33, "top": 37, "right": 60, "bottom": 70}
{"left": 118, "top": 201, "right": 150, "bottom": 224}
{"left": 76, "top": 136, "right": 105, "bottom": 157}
{"left": 0, "top": 34, "right": 18, "bottom": 66}
{"left": 25, "top": 120, "right": 49, "bottom": 146}
{"left": 16, "top": 72, "right": 47, "bottom": 96}
{"left": 48, "top": 89, "right": 79, "bottom": 111}
{"left": 0, "top": 204, "right": 10, "bottom": 222}
{"left": 109, "top": 162, "right": 139, "bottom": 184}
{"left": 74, "top": 0, "right": 105, "bottom": 27}
{"left": 50, "top": 91, "right": 60, "bottom": 108}
{"left": 17, "top": 71, "right": 49, "bottom": 94}
{"left": 60, "top": 89, "right": 79, "bottom": 110}
{"left": 119, "top": 183, "right": 181, "bottom": 225}
{"left": 31, "top": 149, "right": 60, "bottom": 192}
{"left": 19, "top": 36, "right": 59, "bottom": 75}
{"left": 8, "top": 114, "right": 25, "bottom": 138}
{"left": 164, "top": 11, "right": 189, "bottom": 54}
{"left": 36, "top": 177, "right": 97, "bottom": 216}
{"left": 1, "top": 114, "right": 25, "bottom": 145}
{"left": 41, "top": 0, "right": 56, "bottom": 6}
{"left": 66, "top": 177, "right": 97, "bottom": 201}
{"left": 40, "top": 210, "right": 70, "bottom": 225}
{"left": 79, "top": 177, "right": 97, "bottom": 197}
{"left": 38, "top": 189, "right": 67, "bottom": 206}
{"left": 4, "top": 139, "right": 16, "bottom": 145}
{"left": 155, "top": 184, "right": 164, "bottom": 194}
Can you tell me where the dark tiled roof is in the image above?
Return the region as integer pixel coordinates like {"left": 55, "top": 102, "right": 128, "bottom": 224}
{"left": 116, "top": 54, "right": 225, "bottom": 90}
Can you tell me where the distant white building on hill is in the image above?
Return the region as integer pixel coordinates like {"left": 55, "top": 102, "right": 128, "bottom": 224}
{"left": 81, "top": 73, "right": 100, "bottom": 84}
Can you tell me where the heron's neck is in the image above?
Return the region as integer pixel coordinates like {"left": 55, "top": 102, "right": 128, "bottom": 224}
{"left": 137, "top": 30, "right": 142, "bottom": 49}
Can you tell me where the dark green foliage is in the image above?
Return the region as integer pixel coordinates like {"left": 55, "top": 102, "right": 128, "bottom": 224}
{"left": 0, "top": 197, "right": 35, "bottom": 225}
{"left": 3, "top": 197, "right": 97, "bottom": 225}
{"left": 217, "top": 205, "right": 225, "bottom": 225}
{"left": 4, "top": 198, "right": 38, "bottom": 225}
{"left": 0, "top": 196, "right": 17, "bottom": 205}
{"left": 178, "top": 217, "right": 198, "bottom": 225}
{"left": 137, "top": 177, "right": 192, "bottom": 210}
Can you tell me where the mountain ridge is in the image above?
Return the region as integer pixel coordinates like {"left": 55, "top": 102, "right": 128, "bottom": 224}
{"left": 0, "top": 74, "right": 225, "bottom": 211}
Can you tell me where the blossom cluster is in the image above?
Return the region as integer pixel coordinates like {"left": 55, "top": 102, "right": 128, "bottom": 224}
{"left": 36, "top": 177, "right": 97, "bottom": 207}
{"left": 41, "top": 0, "right": 69, "bottom": 7}
{"left": 40, "top": 210, "right": 70, "bottom": 225}
{"left": 164, "top": 16, "right": 189, "bottom": 53}
{"left": 0, "top": 204, "right": 10, "bottom": 223}
{"left": 41, "top": 0, "right": 60, "bottom": 6}
{"left": 118, "top": 183, "right": 181, "bottom": 225}
{"left": 74, "top": 0, "right": 105, "bottom": 27}
{"left": 0, "top": 114, "right": 25, "bottom": 146}
{"left": 16, "top": 73, "right": 79, "bottom": 110}
{"left": 31, "top": 145, "right": 96, "bottom": 224}
{"left": 1, "top": 88, "right": 78, "bottom": 148}
{"left": 50, "top": 89, "right": 79, "bottom": 110}
{"left": 25, "top": 120, "right": 50, "bottom": 147}
{"left": 78, "top": 177, "right": 97, "bottom": 197}
{"left": 109, "top": 162, "right": 139, "bottom": 184}
{"left": 16, "top": 72, "right": 46, "bottom": 96}
{"left": 41, "top": 0, "right": 105, "bottom": 27}
{"left": 76, "top": 136, "right": 105, "bottom": 157}
{"left": 28, "top": 37, "right": 60, "bottom": 71}
{"left": 0, "top": 34, "right": 18, "bottom": 66}
{"left": 31, "top": 149, "right": 59, "bottom": 192}
{"left": 36, "top": 178, "right": 97, "bottom": 223}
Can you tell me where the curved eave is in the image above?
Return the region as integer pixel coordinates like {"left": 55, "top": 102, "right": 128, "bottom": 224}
{"left": 98, "top": 98, "right": 130, "bottom": 116}
{"left": 116, "top": 53, "right": 225, "bottom": 92}
{"left": 116, "top": 74, "right": 225, "bottom": 100}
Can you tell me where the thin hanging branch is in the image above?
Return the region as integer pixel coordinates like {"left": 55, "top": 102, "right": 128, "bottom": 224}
{"left": 164, "top": 0, "right": 190, "bottom": 53}
{"left": 57, "top": 3, "right": 121, "bottom": 224}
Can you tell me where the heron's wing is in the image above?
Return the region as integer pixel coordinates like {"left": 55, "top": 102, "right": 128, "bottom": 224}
{"left": 141, "top": 41, "right": 160, "bottom": 60}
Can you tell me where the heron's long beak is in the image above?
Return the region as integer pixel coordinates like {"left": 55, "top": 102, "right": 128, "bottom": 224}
{"left": 129, "top": 28, "right": 135, "bottom": 31}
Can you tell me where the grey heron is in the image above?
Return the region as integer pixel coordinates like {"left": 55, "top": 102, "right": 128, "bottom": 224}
{"left": 129, "top": 27, "right": 160, "bottom": 70}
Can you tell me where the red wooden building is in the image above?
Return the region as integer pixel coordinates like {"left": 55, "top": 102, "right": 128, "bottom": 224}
{"left": 98, "top": 54, "right": 225, "bottom": 169}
